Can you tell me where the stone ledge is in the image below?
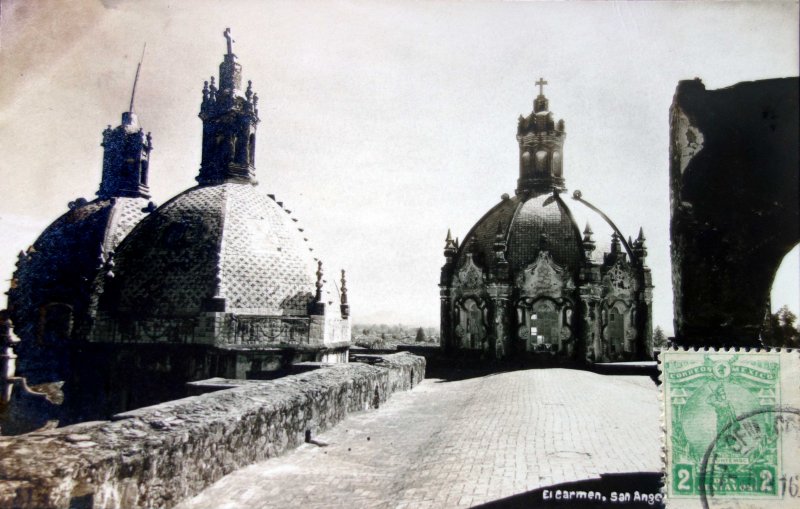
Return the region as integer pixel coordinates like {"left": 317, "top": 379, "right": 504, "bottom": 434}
{"left": 0, "top": 352, "right": 425, "bottom": 509}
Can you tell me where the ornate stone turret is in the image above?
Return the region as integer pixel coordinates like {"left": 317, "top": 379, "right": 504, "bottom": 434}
{"left": 516, "top": 77, "right": 566, "bottom": 196}
{"left": 97, "top": 47, "right": 153, "bottom": 200}
{"left": 197, "top": 28, "right": 260, "bottom": 185}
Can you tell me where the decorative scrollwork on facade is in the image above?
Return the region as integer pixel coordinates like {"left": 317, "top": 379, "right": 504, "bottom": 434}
{"left": 455, "top": 255, "right": 485, "bottom": 292}
{"left": 516, "top": 251, "right": 571, "bottom": 299}
{"left": 602, "top": 259, "right": 638, "bottom": 299}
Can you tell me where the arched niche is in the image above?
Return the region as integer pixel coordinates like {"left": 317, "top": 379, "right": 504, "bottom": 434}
{"left": 552, "top": 151, "right": 562, "bottom": 177}
{"left": 601, "top": 300, "right": 633, "bottom": 360}
{"left": 454, "top": 297, "right": 488, "bottom": 350}
{"left": 521, "top": 151, "right": 532, "bottom": 175}
{"left": 534, "top": 150, "right": 549, "bottom": 174}
{"left": 516, "top": 297, "right": 573, "bottom": 353}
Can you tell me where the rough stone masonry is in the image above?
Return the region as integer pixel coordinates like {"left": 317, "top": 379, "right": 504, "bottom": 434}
{"left": 669, "top": 77, "right": 799, "bottom": 347}
{"left": 0, "top": 352, "right": 425, "bottom": 509}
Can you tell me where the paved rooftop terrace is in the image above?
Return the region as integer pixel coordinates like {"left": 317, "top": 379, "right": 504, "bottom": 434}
{"left": 177, "top": 368, "right": 661, "bottom": 509}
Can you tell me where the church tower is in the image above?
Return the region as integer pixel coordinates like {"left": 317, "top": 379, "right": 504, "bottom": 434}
{"left": 197, "top": 28, "right": 260, "bottom": 185}
{"left": 97, "top": 50, "right": 153, "bottom": 200}
{"left": 516, "top": 78, "right": 566, "bottom": 196}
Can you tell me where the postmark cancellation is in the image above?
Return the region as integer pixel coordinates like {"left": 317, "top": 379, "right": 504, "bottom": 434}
{"left": 661, "top": 348, "right": 800, "bottom": 508}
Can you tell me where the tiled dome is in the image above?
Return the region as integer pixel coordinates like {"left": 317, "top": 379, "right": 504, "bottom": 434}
{"left": 10, "top": 197, "right": 150, "bottom": 333}
{"left": 8, "top": 197, "right": 150, "bottom": 383}
{"left": 454, "top": 192, "right": 583, "bottom": 276}
{"left": 106, "top": 182, "right": 332, "bottom": 317}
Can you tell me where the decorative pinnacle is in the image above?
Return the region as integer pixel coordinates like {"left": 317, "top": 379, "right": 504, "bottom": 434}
{"left": 583, "top": 222, "right": 593, "bottom": 236}
{"left": 314, "top": 260, "right": 324, "bottom": 301}
{"left": 637, "top": 227, "right": 646, "bottom": 242}
{"left": 340, "top": 269, "right": 348, "bottom": 303}
{"left": 444, "top": 228, "right": 457, "bottom": 253}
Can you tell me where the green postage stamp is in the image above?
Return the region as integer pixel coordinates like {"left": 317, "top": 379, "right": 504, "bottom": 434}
{"left": 661, "top": 349, "right": 800, "bottom": 508}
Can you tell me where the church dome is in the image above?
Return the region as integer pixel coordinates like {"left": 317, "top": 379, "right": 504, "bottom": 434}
{"left": 440, "top": 80, "right": 653, "bottom": 364}
{"left": 8, "top": 196, "right": 150, "bottom": 383}
{"left": 105, "top": 182, "right": 332, "bottom": 317}
{"left": 454, "top": 192, "right": 583, "bottom": 278}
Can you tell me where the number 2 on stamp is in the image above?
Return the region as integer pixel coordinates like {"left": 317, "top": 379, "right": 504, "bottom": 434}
{"left": 674, "top": 464, "right": 694, "bottom": 492}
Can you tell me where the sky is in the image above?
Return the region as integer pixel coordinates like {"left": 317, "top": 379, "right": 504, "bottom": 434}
{"left": 0, "top": 0, "right": 797, "bottom": 334}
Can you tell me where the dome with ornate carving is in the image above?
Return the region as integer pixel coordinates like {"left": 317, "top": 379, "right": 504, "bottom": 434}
{"left": 440, "top": 80, "right": 653, "bottom": 364}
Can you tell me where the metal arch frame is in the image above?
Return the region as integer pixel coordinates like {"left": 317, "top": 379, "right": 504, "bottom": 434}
{"left": 571, "top": 190, "right": 639, "bottom": 265}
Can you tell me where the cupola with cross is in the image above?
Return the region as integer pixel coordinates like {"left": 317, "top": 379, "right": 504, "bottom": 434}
{"left": 440, "top": 79, "right": 653, "bottom": 365}
{"left": 197, "top": 28, "right": 260, "bottom": 185}
{"left": 516, "top": 77, "right": 566, "bottom": 197}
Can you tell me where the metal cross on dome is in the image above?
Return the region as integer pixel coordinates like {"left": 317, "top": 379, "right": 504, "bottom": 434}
{"left": 224, "top": 27, "right": 234, "bottom": 55}
{"left": 536, "top": 77, "right": 548, "bottom": 96}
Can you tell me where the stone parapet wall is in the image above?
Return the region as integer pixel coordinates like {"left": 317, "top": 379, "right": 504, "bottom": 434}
{"left": 0, "top": 352, "right": 425, "bottom": 509}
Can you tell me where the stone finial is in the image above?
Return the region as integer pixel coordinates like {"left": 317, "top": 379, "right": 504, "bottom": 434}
{"left": 315, "top": 260, "right": 324, "bottom": 302}
{"left": 308, "top": 261, "right": 326, "bottom": 316}
{"left": 340, "top": 269, "right": 350, "bottom": 319}
{"left": 633, "top": 227, "right": 648, "bottom": 263}
{"left": 610, "top": 232, "right": 621, "bottom": 254}
{"left": 444, "top": 228, "right": 457, "bottom": 259}
{"left": 582, "top": 222, "right": 596, "bottom": 259}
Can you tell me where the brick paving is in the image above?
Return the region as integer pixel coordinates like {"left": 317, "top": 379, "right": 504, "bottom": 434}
{"left": 177, "top": 368, "right": 660, "bottom": 509}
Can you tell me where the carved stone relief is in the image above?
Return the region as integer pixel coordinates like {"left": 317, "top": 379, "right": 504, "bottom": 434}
{"left": 455, "top": 255, "right": 485, "bottom": 292}
{"left": 516, "top": 251, "right": 573, "bottom": 299}
{"left": 602, "top": 260, "right": 638, "bottom": 299}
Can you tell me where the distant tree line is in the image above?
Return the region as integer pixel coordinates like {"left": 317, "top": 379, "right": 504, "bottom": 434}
{"left": 650, "top": 304, "right": 800, "bottom": 350}
{"left": 351, "top": 323, "right": 438, "bottom": 349}
{"left": 762, "top": 305, "right": 800, "bottom": 348}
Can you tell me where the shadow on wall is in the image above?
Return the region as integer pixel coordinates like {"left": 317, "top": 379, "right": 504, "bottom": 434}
{"left": 474, "top": 472, "right": 664, "bottom": 509}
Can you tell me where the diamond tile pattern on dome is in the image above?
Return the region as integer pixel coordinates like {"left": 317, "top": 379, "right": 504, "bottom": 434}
{"left": 112, "top": 185, "right": 225, "bottom": 316}
{"left": 110, "top": 183, "right": 318, "bottom": 317}
{"left": 505, "top": 193, "right": 582, "bottom": 273}
{"left": 106, "top": 198, "right": 153, "bottom": 250}
{"left": 219, "top": 184, "right": 315, "bottom": 314}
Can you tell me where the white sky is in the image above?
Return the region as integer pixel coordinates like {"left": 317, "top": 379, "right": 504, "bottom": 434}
{"left": 0, "top": 0, "right": 797, "bottom": 334}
